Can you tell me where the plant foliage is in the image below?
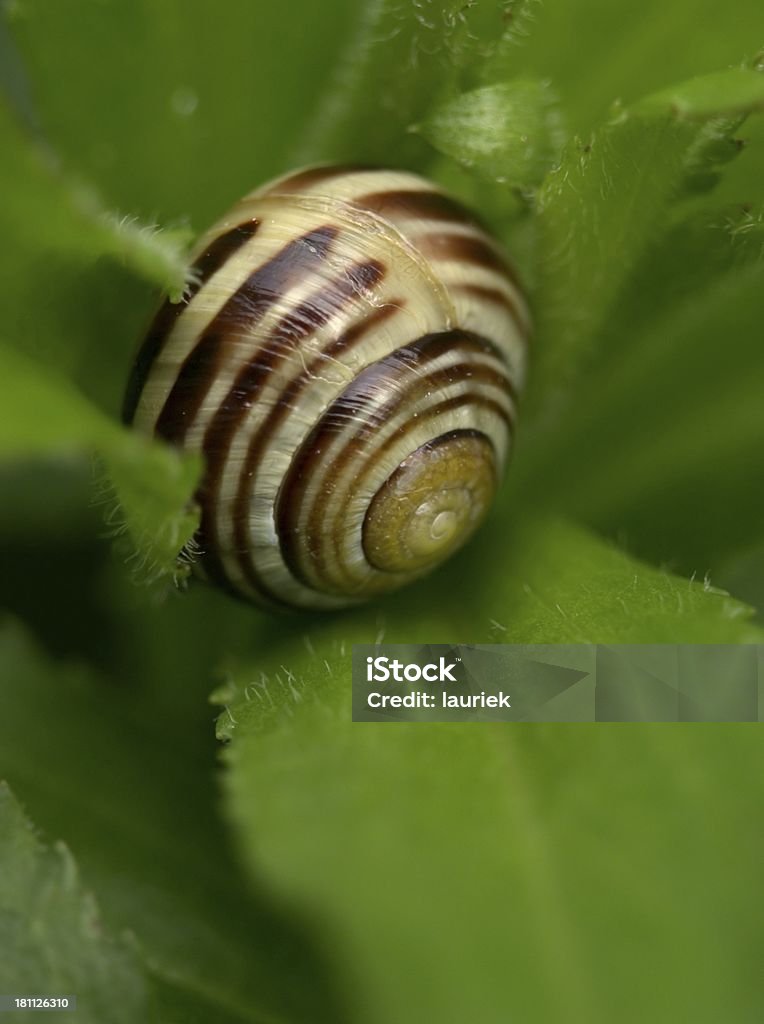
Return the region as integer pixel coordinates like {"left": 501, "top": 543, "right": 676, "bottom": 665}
{"left": 0, "top": 1, "right": 763, "bottom": 1021}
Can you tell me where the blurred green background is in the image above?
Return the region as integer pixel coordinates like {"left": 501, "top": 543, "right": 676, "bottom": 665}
{"left": 1, "top": 2, "right": 763, "bottom": 1022}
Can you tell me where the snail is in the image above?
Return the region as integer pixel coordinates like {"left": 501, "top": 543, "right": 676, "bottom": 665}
{"left": 123, "top": 166, "right": 530, "bottom": 610}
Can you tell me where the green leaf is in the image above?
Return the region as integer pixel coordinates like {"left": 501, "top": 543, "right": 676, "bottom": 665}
{"left": 632, "top": 68, "right": 764, "bottom": 118}
{"left": 214, "top": 513, "right": 763, "bottom": 739}
{"left": 0, "top": 782, "right": 151, "bottom": 1024}
{"left": 516, "top": 234, "right": 764, "bottom": 575}
{"left": 225, "top": 726, "right": 764, "bottom": 1024}
{"left": 0, "top": 91, "right": 192, "bottom": 426}
{"left": 214, "top": 513, "right": 760, "bottom": 749}
{"left": 530, "top": 66, "right": 764, "bottom": 413}
{"left": 417, "top": 78, "right": 565, "bottom": 187}
{"left": 0, "top": 98, "right": 191, "bottom": 301}
{"left": 0, "top": 46, "right": 203, "bottom": 584}
{"left": 293, "top": 0, "right": 539, "bottom": 166}
{"left": 0, "top": 344, "right": 200, "bottom": 585}
{"left": 4, "top": 0, "right": 359, "bottom": 225}
{"left": 717, "top": 540, "right": 764, "bottom": 615}
{"left": 219, "top": 520, "right": 764, "bottom": 1024}
{"left": 510, "top": 0, "right": 764, "bottom": 133}
{"left": 473, "top": 518, "right": 763, "bottom": 644}
{"left": 0, "top": 618, "right": 346, "bottom": 1024}
{"left": 215, "top": 519, "right": 762, "bottom": 734}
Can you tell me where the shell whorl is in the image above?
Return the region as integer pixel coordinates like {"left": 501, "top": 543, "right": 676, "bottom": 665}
{"left": 124, "top": 166, "right": 531, "bottom": 610}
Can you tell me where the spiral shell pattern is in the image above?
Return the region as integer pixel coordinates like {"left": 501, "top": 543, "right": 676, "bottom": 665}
{"left": 124, "top": 166, "right": 530, "bottom": 609}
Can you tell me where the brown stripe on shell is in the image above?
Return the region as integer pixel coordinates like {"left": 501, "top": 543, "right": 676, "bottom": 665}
{"left": 312, "top": 385, "right": 511, "bottom": 590}
{"left": 352, "top": 189, "right": 485, "bottom": 229}
{"left": 328, "top": 398, "right": 507, "bottom": 584}
{"left": 277, "top": 329, "right": 513, "bottom": 456}
{"left": 195, "top": 259, "right": 387, "bottom": 597}
{"left": 154, "top": 225, "right": 339, "bottom": 444}
{"left": 301, "top": 363, "right": 511, "bottom": 578}
{"left": 418, "top": 231, "right": 522, "bottom": 289}
{"left": 122, "top": 219, "right": 260, "bottom": 425}
{"left": 451, "top": 282, "right": 529, "bottom": 337}
{"left": 309, "top": 357, "right": 513, "bottom": 435}
{"left": 262, "top": 164, "right": 377, "bottom": 196}
{"left": 361, "top": 427, "right": 497, "bottom": 571}
{"left": 232, "top": 301, "right": 404, "bottom": 592}
{"left": 275, "top": 329, "right": 513, "bottom": 590}
{"left": 284, "top": 392, "right": 509, "bottom": 592}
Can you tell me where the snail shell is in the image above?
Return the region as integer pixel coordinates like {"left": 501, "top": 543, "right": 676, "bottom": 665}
{"left": 123, "top": 166, "right": 531, "bottom": 610}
